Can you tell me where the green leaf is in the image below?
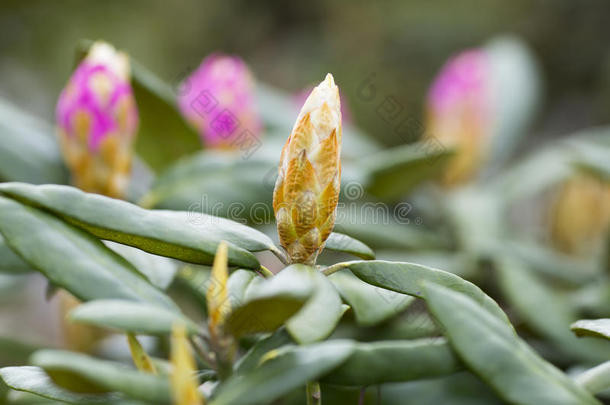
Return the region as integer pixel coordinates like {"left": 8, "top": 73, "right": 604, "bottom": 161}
{"left": 0, "top": 235, "right": 30, "bottom": 274}
{"left": 494, "top": 239, "right": 600, "bottom": 285}
{"left": 30, "top": 350, "right": 171, "bottom": 403}
{"left": 322, "top": 338, "right": 460, "bottom": 386}
{"left": 227, "top": 269, "right": 257, "bottom": 308}
{"left": 0, "top": 98, "right": 68, "bottom": 184}
{"left": 329, "top": 260, "right": 509, "bottom": 323}
{"left": 226, "top": 268, "right": 312, "bottom": 337}
{"left": 234, "top": 329, "right": 293, "bottom": 375}
{"left": 495, "top": 128, "right": 610, "bottom": 201}
{"left": 575, "top": 361, "right": 610, "bottom": 395}
{"left": 105, "top": 242, "right": 177, "bottom": 290}
{"left": 285, "top": 265, "right": 344, "bottom": 344}
{"left": 484, "top": 36, "right": 541, "bottom": 169}
{"left": 69, "top": 299, "right": 202, "bottom": 335}
{"left": 571, "top": 319, "right": 610, "bottom": 340}
{"left": 324, "top": 233, "right": 375, "bottom": 260}
{"left": 0, "top": 366, "right": 116, "bottom": 404}
{"left": 130, "top": 59, "right": 201, "bottom": 171}
{"left": 496, "top": 258, "right": 610, "bottom": 362}
{"left": 335, "top": 206, "right": 448, "bottom": 251}
{"left": 141, "top": 151, "right": 274, "bottom": 222}
{"left": 424, "top": 283, "right": 601, "bottom": 405}
{"left": 329, "top": 270, "right": 413, "bottom": 326}
{"left": 211, "top": 340, "right": 355, "bottom": 405}
{"left": 0, "top": 196, "right": 177, "bottom": 311}
{"left": 570, "top": 137, "right": 610, "bottom": 181}
{"left": 0, "top": 183, "right": 259, "bottom": 269}
{"left": 363, "top": 142, "right": 453, "bottom": 201}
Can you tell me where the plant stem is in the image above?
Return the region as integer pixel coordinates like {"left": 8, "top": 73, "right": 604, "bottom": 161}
{"left": 321, "top": 261, "right": 354, "bottom": 276}
{"left": 306, "top": 381, "right": 321, "bottom": 405}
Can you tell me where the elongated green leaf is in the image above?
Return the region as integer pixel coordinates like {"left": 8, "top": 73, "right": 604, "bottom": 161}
{"left": 0, "top": 366, "right": 116, "bottom": 404}
{"left": 141, "top": 152, "right": 274, "bottom": 221}
{"left": 575, "top": 361, "right": 610, "bottom": 394}
{"left": 105, "top": 242, "right": 177, "bottom": 290}
{"left": 380, "top": 372, "right": 504, "bottom": 405}
{"left": 130, "top": 60, "right": 201, "bottom": 171}
{"left": 324, "top": 233, "right": 375, "bottom": 260}
{"left": 285, "top": 265, "right": 344, "bottom": 344}
{"left": 0, "top": 183, "right": 259, "bottom": 269}
{"left": 322, "top": 338, "right": 460, "bottom": 386}
{"left": 0, "top": 235, "right": 30, "bottom": 274}
{"left": 0, "top": 98, "right": 68, "bottom": 184}
{"left": 495, "top": 128, "right": 610, "bottom": 201}
{"left": 424, "top": 283, "right": 601, "bottom": 405}
{"left": 234, "top": 329, "right": 293, "bottom": 375}
{"left": 571, "top": 138, "right": 610, "bottom": 181}
{"left": 0, "top": 197, "right": 177, "bottom": 311}
{"left": 494, "top": 240, "right": 600, "bottom": 285}
{"left": 363, "top": 142, "right": 453, "bottom": 201}
{"left": 69, "top": 300, "right": 201, "bottom": 335}
{"left": 335, "top": 207, "right": 448, "bottom": 251}
{"left": 31, "top": 350, "right": 171, "bottom": 403}
{"left": 571, "top": 319, "right": 610, "bottom": 340}
{"left": 485, "top": 36, "right": 541, "bottom": 169}
{"left": 329, "top": 270, "right": 413, "bottom": 326}
{"left": 227, "top": 268, "right": 312, "bottom": 337}
{"left": 227, "top": 269, "right": 257, "bottom": 308}
{"left": 496, "top": 258, "right": 610, "bottom": 362}
{"left": 331, "top": 260, "right": 509, "bottom": 323}
{"left": 211, "top": 340, "right": 354, "bottom": 405}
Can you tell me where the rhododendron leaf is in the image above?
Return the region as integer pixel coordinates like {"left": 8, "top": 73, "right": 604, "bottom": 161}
{"left": 31, "top": 350, "right": 171, "bottom": 403}
{"left": 424, "top": 283, "right": 601, "bottom": 405}
{"left": 70, "top": 299, "right": 201, "bottom": 335}
{"left": 321, "top": 338, "right": 460, "bottom": 386}
{"left": 0, "top": 196, "right": 177, "bottom": 311}
{"left": 0, "top": 183, "right": 260, "bottom": 269}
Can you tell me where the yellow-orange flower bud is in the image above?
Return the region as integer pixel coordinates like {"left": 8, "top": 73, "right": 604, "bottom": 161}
{"left": 551, "top": 173, "right": 610, "bottom": 255}
{"left": 273, "top": 74, "right": 342, "bottom": 264}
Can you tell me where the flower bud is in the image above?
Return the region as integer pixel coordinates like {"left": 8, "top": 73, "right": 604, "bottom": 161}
{"left": 273, "top": 74, "right": 342, "bottom": 264}
{"left": 425, "top": 49, "right": 491, "bottom": 186}
{"left": 56, "top": 41, "right": 138, "bottom": 199}
{"left": 551, "top": 173, "right": 610, "bottom": 255}
{"left": 178, "top": 54, "right": 261, "bottom": 147}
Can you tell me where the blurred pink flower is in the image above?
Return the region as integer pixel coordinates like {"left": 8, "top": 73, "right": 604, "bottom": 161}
{"left": 425, "top": 49, "right": 492, "bottom": 186}
{"left": 56, "top": 42, "right": 138, "bottom": 198}
{"left": 178, "top": 54, "right": 261, "bottom": 147}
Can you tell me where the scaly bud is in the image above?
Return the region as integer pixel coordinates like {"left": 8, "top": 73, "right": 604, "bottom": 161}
{"left": 551, "top": 173, "right": 610, "bottom": 255}
{"left": 273, "top": 74, "right": 342, "bottom": 265}
{"left": 56, "top": 41, "right": 138, "bottom": 199}
{"left": 425, "top": 49, "right": 491, "bottom": 186}
{"left": 170, "top": 323, "right": 205, "bottom": 405}
{"left": 178, "top": 54, "right": 261, "bottom": 147}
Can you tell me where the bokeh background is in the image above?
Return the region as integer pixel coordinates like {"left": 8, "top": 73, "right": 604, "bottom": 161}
{"left": 2, "top": 0, "right": 610, "bottom": 147}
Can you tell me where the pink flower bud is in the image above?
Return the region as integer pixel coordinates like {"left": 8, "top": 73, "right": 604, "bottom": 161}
{"left": 56, "top": 41, "right": 138, "bottom": 198}
{"left": 425, "top": 49, "right": 491, "bottom": 186}
{"left": 177, "top": 54, "right": 261, "bottom": 147}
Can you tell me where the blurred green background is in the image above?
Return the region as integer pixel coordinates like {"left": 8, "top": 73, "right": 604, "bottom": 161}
{"left": 2, "top": 0, "right": 610, "bottom": 147}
